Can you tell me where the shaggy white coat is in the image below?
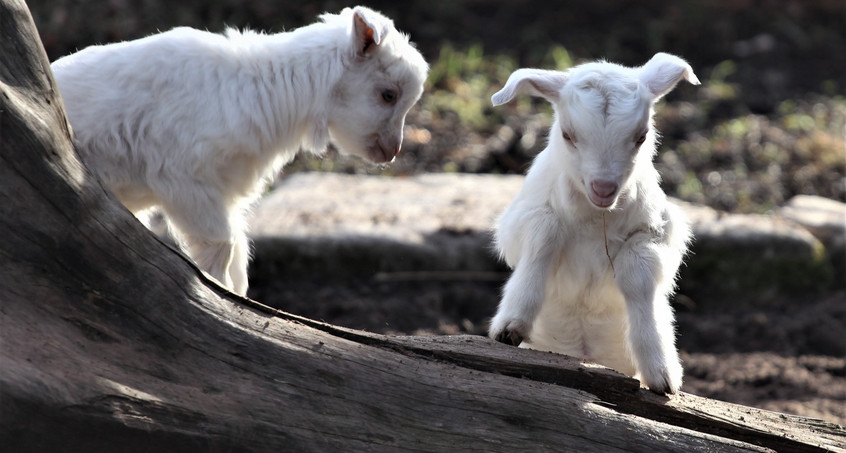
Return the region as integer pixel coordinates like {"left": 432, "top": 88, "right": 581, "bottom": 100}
{"left": 488, "top": 53, "right": 699, "bottom": 394}
{"left": 52, "top": 7, "right": 429, "bottom": 295}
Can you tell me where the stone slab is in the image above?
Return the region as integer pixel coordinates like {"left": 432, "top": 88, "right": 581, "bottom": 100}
{"left": 250, "top": 173, "right": 841, "bottom": 306}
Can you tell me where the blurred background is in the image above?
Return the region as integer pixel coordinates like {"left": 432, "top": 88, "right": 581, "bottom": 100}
{"left": 30, "top": 0, "right": 846, "bottom": 425}
{"left": 33, "top": 0, "right": 845, "bottom": 213}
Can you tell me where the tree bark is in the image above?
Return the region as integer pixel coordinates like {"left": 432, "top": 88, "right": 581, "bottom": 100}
{"left": 0, "top": 0, "right": 843, "bottom": 451}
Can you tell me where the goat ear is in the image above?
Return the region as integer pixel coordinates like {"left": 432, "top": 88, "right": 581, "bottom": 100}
{"left": 352, "top": 7, "right": 390, "bottom": 55}
{"left": 491, "top": 69, "right": 568, "bottom": 106}
{"left": 639, "top": 52, "right": 701, "bottom": 100}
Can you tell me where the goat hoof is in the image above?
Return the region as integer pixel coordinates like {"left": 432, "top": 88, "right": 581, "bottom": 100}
{"left": 648, "top": 383, "right": 672, "bottom": 395}
{"left": 644, "top": 368, "right": 680, "bottom": 395}
{"left": 495, "top": 329, "right": 524, "bottom": 346}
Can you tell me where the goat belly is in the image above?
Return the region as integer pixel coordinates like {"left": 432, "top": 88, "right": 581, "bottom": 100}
{"left": 520, "top": 248, "right": 638, "bottom": 377}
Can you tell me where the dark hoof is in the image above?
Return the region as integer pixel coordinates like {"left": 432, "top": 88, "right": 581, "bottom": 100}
{"left": 495, "top": 329, "right": 524, "bottom": 346}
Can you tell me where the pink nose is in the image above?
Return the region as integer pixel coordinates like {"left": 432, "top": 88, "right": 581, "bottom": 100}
{"left": 591, "top": 180, "right": 619, "bottom": 199}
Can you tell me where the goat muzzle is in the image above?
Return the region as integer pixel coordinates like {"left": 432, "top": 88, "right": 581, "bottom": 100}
{"left": 589, "top": 180, "right": 619, "bottom": 208}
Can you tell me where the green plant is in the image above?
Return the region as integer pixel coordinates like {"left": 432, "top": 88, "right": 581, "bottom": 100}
{"left": 423, "top": 44, "right": 576, "bottom": 131}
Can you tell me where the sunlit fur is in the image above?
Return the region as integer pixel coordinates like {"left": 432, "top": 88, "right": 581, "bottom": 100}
{"left": 52, "top": 7, "right": 428, "bottom": 295}
{"left": 489, "top": 53, "right": 699, "bottom": 394}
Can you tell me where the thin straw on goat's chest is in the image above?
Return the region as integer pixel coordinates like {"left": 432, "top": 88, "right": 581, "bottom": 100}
{"left": 602, "top": 212, "right": 616, "bottom": 277}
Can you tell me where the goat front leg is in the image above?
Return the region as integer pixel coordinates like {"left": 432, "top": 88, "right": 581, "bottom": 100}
{"left": 227, "top": 226, "right": 251, "bottom": 296}
{"left": 489, "top": 212, "right": 558, "bottom": 346}
{"left": 615, "top": 239, "right": 683, "bottom": 394}
{"left": 489, "top": 254, "right": 552, "bottom": 345}
{"left": 185, "top": 236, "right": 236, "bottom": 290}
{"left": 161, "top": 192, "right": 238, "bottom": 292}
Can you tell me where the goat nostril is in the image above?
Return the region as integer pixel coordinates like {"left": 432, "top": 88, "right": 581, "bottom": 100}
{"left": 591, "top": 181, "right": 618, "bottom": 198}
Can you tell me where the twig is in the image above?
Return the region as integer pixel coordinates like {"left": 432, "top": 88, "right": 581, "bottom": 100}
{"left": 603, "top": 212, "right": 615, "bottom": 277}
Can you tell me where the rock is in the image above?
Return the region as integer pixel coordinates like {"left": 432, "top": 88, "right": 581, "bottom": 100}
{"left": 250, "top": 173, "right": 838, "bottom": 308}
{"left": 676, "top": 201, "right": 832, "bottom": 306}
{"left": 780, "top": 195, "right": 846, "bottom": 287}
{"left": 253, "top": 173, "right": 521, "bottom": 244}
{"left": 249, "top": 173, "right": 521, "bottom": 283}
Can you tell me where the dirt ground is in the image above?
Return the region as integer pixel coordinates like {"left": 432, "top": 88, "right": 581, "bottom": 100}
{"left": 249, "top": 275, "right": 846, "bottom": 427}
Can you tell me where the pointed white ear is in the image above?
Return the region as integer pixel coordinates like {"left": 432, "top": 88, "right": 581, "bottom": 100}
{"left": 639, "top": 53, "right": 701, "bottom": 100}
{"left": 491, "top": 68, "right": 569, "bottom": 106}
{"left": 352, "top": 7, "right": 391, "bottom": 55}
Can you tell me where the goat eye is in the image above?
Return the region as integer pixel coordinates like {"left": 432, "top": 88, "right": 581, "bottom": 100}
{"left": 562, "top": 131, "right": 573, "bottom": 142}
{"left": 635, "top": 134, "right": 647, "bottom": 145}
{"left": 381, "top": 89, "right": 397, "bottom": 104}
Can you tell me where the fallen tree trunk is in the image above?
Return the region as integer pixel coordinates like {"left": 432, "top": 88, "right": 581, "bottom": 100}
{"left": 0, "top": 1, "right": 843, "bottom": 451}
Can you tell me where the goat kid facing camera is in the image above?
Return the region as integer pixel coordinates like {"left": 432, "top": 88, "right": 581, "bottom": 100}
{"left": 489, "top": 53, "right": 699, "bottom": 394}
{"left": 52, "top": 7, "right": 428, "bottom": 295}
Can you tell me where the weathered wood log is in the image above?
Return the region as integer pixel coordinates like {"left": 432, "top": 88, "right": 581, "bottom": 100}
{"left": 1, "top": 0, "right": 843, "bottom": 451}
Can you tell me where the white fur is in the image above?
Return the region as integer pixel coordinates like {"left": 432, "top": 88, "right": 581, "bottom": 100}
{"left": 488, "top": 53, "right": 699, "bottom": 394}
{"left": 52, "top": 7, "right": 428, "bottom": 295}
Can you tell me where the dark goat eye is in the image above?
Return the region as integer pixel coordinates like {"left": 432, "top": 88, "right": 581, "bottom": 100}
{"left": 562, "top": 131, "right": 573, "bottom": 142}
{"left": 381, "top": 89, "right": 397, "bottom": 104}
{"left": 635, "top": 133, "right": 647, "bottom": 145}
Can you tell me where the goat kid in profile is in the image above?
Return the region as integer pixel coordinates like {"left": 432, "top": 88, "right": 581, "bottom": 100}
{"left": 488, "top": 53, "right": 699, "bottom": 394}
{"left": 52, "top": 7, "right": 428, "bottom": 295}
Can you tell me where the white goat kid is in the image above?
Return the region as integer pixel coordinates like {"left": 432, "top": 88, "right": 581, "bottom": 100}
{"left": 488, "top": 53, "right": 699, "bottom": 394}
{"left": 52, "top": 7, "right": 428, "bottom": 295}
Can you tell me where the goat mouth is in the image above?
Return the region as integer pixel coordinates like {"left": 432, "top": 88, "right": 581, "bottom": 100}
{"left": 588, "top": 193, "right": 617, "bottom": 209}
{"left": 372, "top": 139, "right": 397, "bottom": 164}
